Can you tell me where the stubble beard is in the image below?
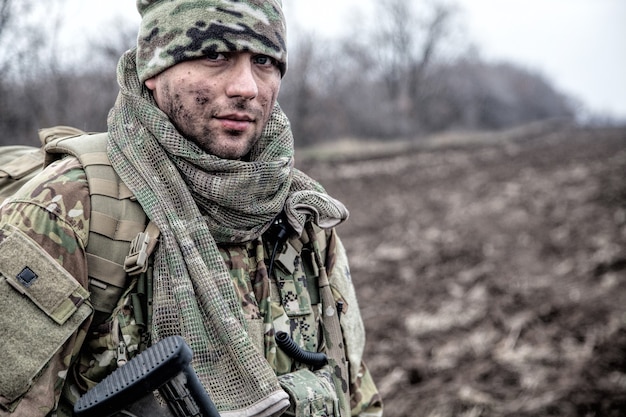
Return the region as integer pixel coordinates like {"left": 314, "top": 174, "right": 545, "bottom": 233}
{"left": 165, "top": 94, "right": 262, "bottom": 160}
{"left": 195, "top": 124, "right": 258, "bottom": 160}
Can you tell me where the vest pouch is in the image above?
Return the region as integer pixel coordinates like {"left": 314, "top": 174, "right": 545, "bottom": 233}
{"left": 0, "top": 146, "right": 44, "bottom": 203}
{"left": 0, "top": 226, "right": 92, "bottom": 408}
{"left": 278, "top": 367, "right": 339, "bottom": 417}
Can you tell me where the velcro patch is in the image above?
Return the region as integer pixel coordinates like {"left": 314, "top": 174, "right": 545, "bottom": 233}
{"left": 0, "top": 225, "right": 89, "bottom": 325}
{"left": 0, "top": 225, "right": 92, "bottom": 404}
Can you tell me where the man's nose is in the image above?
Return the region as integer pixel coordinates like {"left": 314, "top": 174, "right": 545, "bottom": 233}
{"left": 225, "top": 59, "right": 259, "bottom": 100}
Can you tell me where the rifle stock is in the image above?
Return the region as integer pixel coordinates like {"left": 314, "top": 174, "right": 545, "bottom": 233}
{"left": 73, "top": 335, "right": 219, "bottom": 417}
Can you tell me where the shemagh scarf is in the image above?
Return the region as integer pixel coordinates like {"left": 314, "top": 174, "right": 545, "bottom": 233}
{"left": 106, "top": 49, "right": 348, "bottom": 416}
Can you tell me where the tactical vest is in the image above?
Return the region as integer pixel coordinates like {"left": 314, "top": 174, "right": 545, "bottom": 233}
{"left": 1, "top": 127, "right": 153, "bottom": 325}
{"left": 1, "top": 128, "right": 347, "bottom": 416}
{"left": 51, "top": 134, "right": 342, "bottom": 416}
{"left": 45, "top": 131, "right": 155, "bottom": 326}
{"left": 0, "top": 128, "right": 159, "bottom": 414}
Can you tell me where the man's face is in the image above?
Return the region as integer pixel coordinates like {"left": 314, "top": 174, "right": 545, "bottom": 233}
{"left": 145, "top": 51, "right": 282, "bottom": 160}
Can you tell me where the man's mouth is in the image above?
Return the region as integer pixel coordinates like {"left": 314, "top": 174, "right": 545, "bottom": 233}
{"left": 214, "top": 113, "right": 255, "bottom": 131}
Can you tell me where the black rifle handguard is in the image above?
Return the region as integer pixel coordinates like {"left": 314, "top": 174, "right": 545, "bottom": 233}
{"left": 73, "top": 335, "right": 219, "bottom": 417}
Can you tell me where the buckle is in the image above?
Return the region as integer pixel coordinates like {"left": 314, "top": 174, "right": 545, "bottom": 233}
{"left": 124, "top": 231, "right": 151, "bottom": 275}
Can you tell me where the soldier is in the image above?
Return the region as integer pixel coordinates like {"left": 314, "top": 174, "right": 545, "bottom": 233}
{"left": 0, "top": 1, "right": 382, "bottom": 416}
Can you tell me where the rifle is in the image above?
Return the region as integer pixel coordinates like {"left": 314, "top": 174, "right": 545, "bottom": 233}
{"left": 74, "top": 335, "right": 220, "bottom": 417}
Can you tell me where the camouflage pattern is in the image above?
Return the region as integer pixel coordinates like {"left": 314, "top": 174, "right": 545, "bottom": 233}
{"left": 270, "top": 241, "right": 321, "bottom": 375}
{"left": 0, "top": 146, "right": 43, "bottom": 202}
{"left": 349, "top": 362, "right": 383, "bottom": 416}
{"left": 305, "top": 224, "right": 352, "bottom": 416}
{"left": 219, "top": 232, "right": 383, "bottom": 415}
{"left": 218, "top": 238, "right": 321, "bottom": 375}
{"left": 0, "top": 157, "right": 92, "bottom": 416}
{"left": 327, "top": 232, "right": 384, "bottom": 416}
{"left": 136, "top": 0, "right": 287, "bottom": 82}
{"left": 278, "top": 368, "right": 339, "bottom": 416}
{"left": 0, "top": 157, "right": 381, "bottom": 416}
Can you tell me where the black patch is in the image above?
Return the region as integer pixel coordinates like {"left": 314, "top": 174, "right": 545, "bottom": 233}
{"left": 16, "top": 266, "right": 38, "bottom": 287}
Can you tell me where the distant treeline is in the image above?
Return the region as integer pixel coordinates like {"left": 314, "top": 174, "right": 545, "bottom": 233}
{"left": 0, "top": 0, "right": 582, "bottom": 146}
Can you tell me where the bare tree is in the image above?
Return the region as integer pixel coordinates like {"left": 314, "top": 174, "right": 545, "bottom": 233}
{"left": 279, "top": 34, "right": 318, "bottom": 145}
{"left": 0, "top": 0, "right": 66, "bottom": 145}
{"left": 0, "top": 0, "right": 13, "bottom": 38}
{"left": 372, "top": 0, "right": 458, "bottom": 135}
{"left": 71, "top": 18, "right": 138, "bottom": 132}
{"left": 0, "top": 0, "right": 580, "bottom": 147}
{"left": 0, "top": 1, "right": 137, "bottom": 145}
{"left": 280, "top": 30, "right": 359, "bottom": 145}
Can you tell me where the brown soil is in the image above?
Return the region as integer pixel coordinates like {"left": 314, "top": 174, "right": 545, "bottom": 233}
{"left": 299, "top": 125, "right": 626, "bottom": 417}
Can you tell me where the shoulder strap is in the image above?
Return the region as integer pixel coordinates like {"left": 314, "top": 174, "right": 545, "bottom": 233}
{"left": 304, "top": 223, "right": 351, "bottom": 416}
{"left": 46, "top": 133, "right": 158, "bottom": 319}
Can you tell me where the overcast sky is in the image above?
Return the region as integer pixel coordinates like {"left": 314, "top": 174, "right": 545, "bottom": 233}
{"left": 63, "top": 0, "right": 626, "bottom": 121}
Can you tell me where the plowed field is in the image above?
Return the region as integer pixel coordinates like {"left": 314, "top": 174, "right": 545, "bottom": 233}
{"left": 300, "top": 125, "right": 626, "bottom": 417}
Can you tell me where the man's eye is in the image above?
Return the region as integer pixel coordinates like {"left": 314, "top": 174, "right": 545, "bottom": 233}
{"left": 254, "top": 55, "right": 275, "bottom": 67}
{"left": 206, "top": 52, "right": 227, "bottom": 61}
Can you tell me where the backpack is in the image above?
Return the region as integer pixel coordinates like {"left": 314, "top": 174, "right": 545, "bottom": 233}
{"left": 1, "top": 127, "right": 155, "bottom": 321}
{"left": 0, "top": 127, "right": 161, "bottom": 412}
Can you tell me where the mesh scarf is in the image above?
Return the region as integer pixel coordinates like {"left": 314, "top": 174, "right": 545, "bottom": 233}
{"left": 106, "top": 49, "right": 348, "bottom": 415}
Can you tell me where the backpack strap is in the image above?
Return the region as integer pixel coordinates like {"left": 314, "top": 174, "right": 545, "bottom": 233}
{"left": 45, "top": 133, "right": 154, "bottom": 321}
{"left": 38, "top": 125, "right": 87, "bottom": 146}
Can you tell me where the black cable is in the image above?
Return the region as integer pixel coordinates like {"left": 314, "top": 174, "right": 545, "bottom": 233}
{"left": 266, "top": 215, "right": 290, "bottom": 279}
{"left": 275, "top": 331, "right": 328, "bottom": 369}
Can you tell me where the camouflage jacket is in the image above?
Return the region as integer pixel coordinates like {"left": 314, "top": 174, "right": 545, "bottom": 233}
{"left": 0, "top": 156, "right": 382, "bottom": 416}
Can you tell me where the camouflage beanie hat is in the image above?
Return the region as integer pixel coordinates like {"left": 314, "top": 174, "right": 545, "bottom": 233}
{"left": 135, "top": 0, "right": 287, "bottom": 82}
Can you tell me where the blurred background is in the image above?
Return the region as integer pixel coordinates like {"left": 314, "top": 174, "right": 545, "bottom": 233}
{"left": 0, "top": 0, "right": 624, "bottom": 146}
{"left": 1, "top": 1, "right": 625, "bottom": 416}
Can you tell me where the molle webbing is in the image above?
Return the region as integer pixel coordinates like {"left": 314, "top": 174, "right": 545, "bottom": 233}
{"left": 45, "top": 134, "right": 149, "bottom": 318}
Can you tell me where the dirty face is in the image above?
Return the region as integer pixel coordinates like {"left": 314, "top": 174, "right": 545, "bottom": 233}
{"left": 145, "top": 51, "right": 282, "bottom": 159}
